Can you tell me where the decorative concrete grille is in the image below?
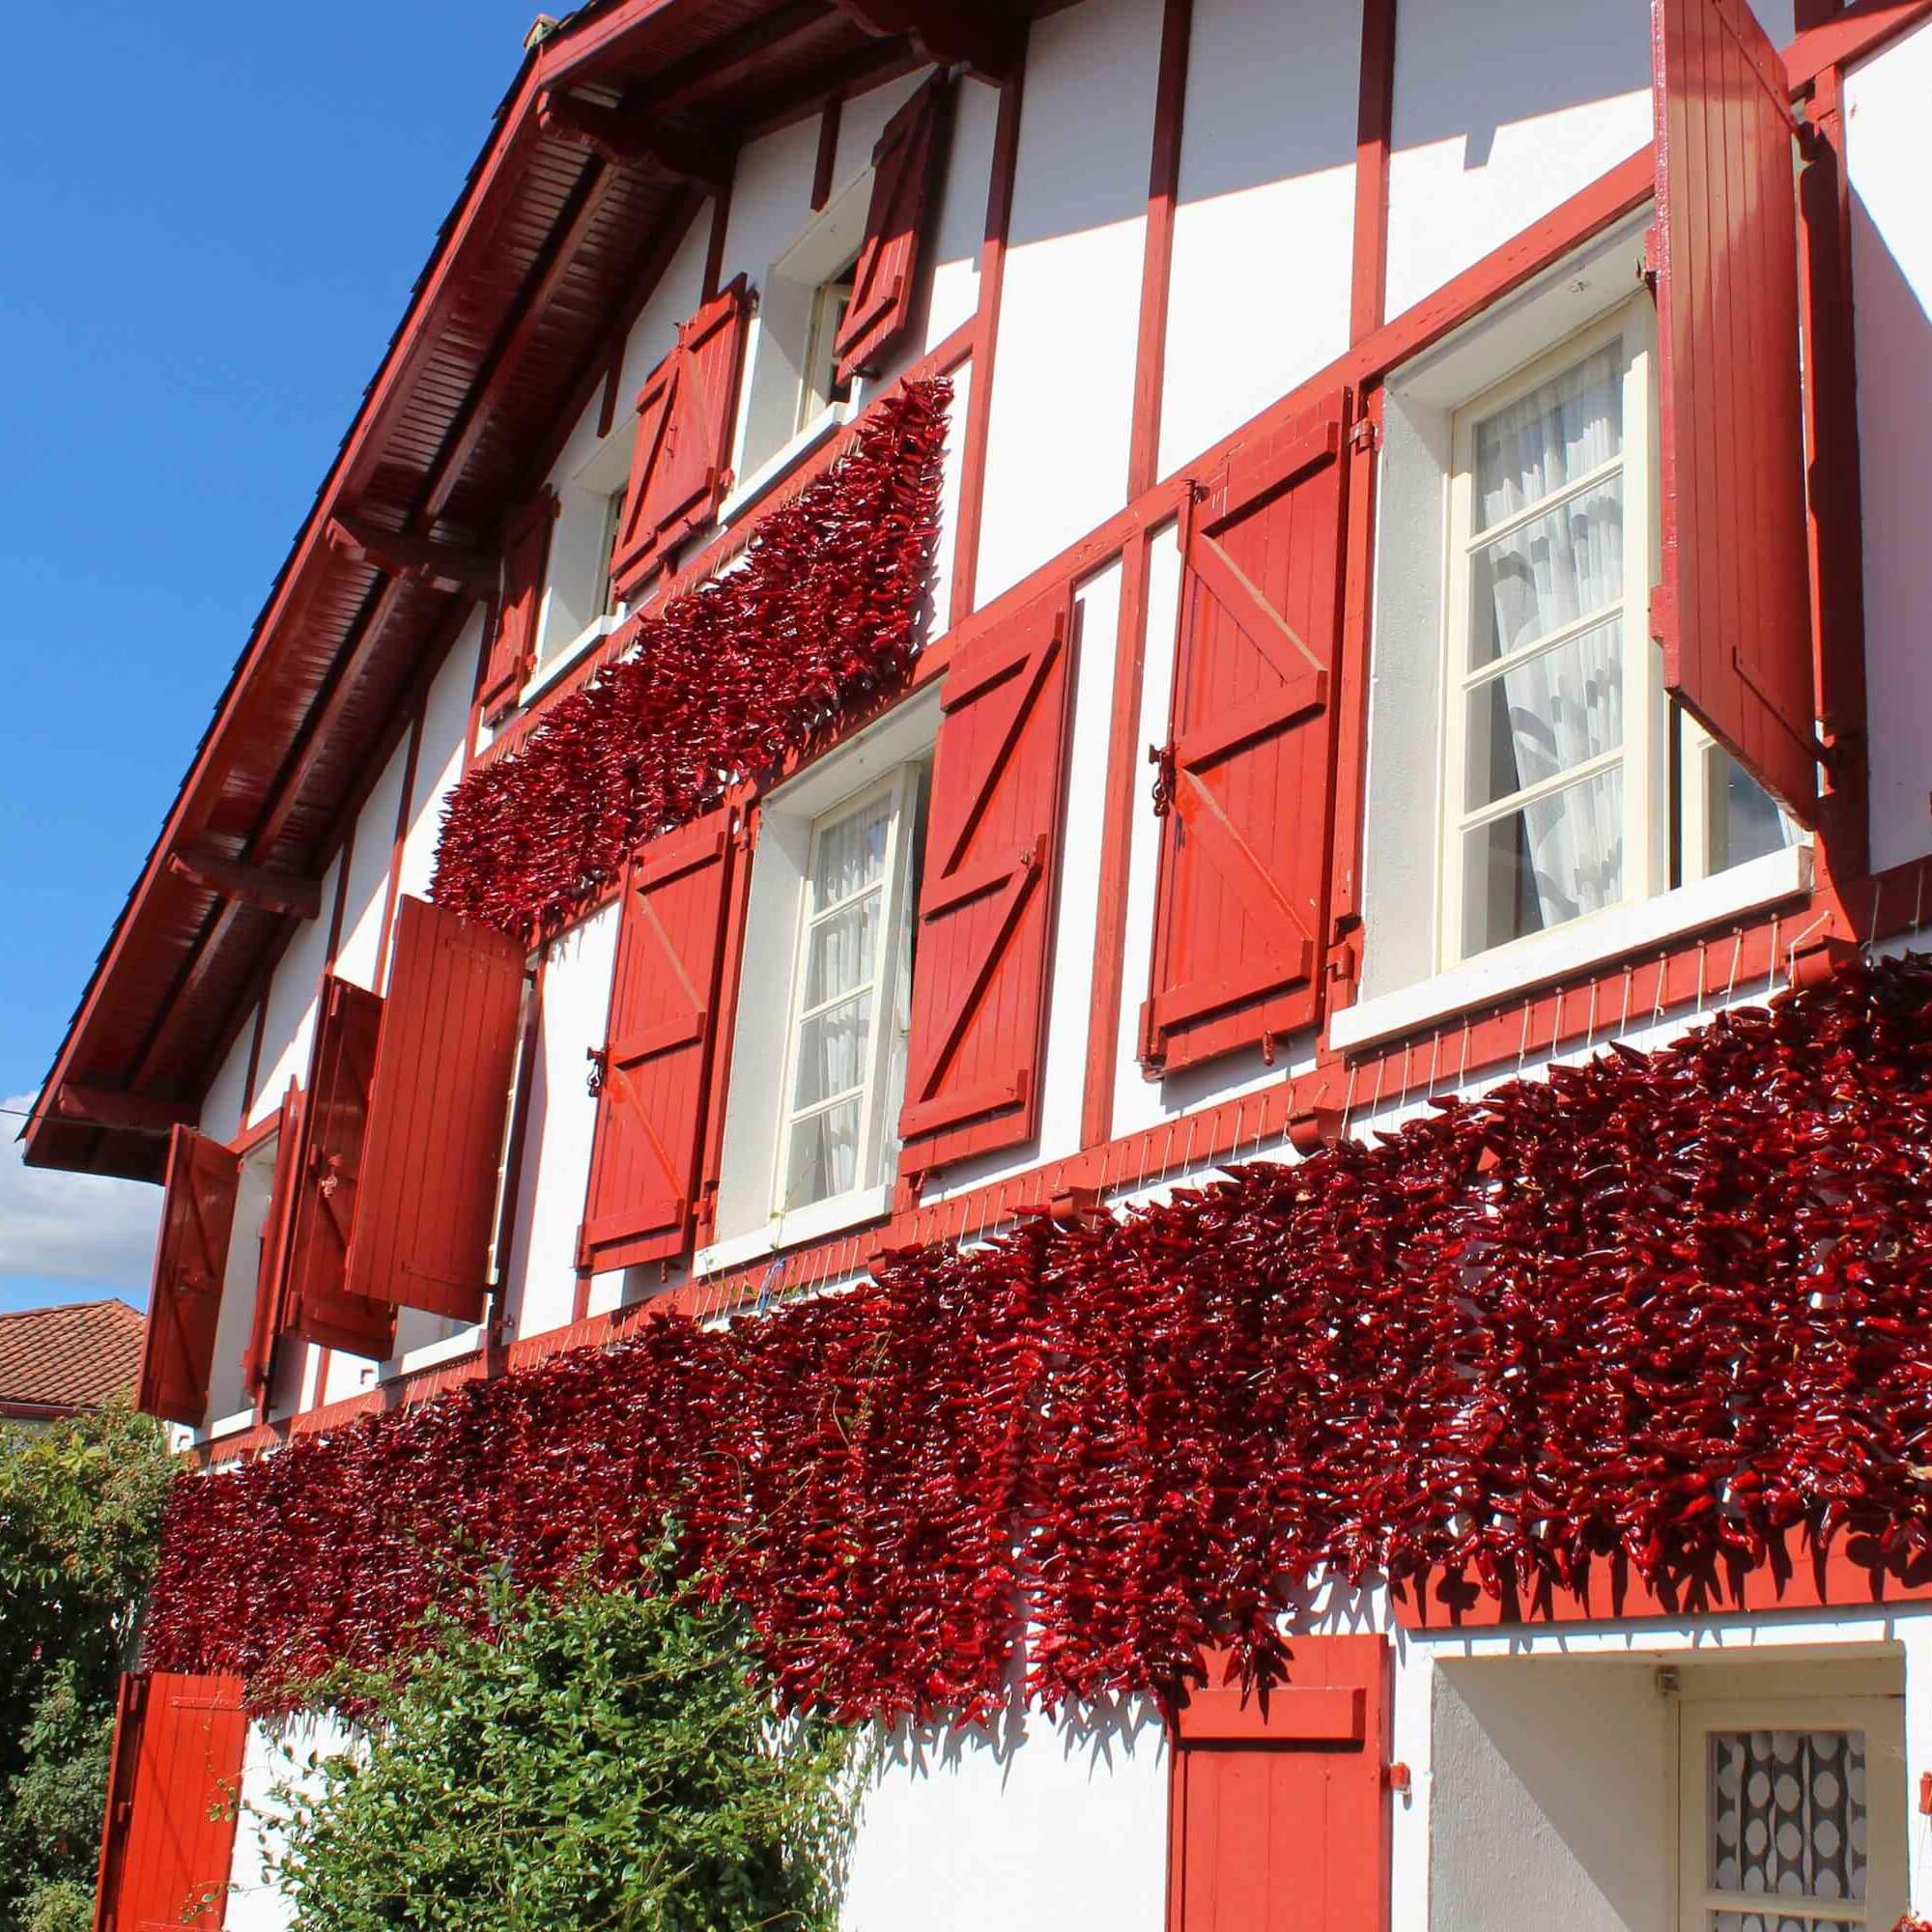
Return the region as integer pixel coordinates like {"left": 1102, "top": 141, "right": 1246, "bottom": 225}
{"left": 1709, "top": 1728, "right": 1868, "bottom": 1930}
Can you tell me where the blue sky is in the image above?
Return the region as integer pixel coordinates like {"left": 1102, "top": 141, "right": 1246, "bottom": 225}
{"left": 0, "top": 2, "right": 538, "bottom": 1313}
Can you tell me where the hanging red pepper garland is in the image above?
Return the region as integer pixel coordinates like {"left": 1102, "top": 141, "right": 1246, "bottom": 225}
{"left": 147, "top": 956, "right": 1932, "bottom": 1720}
{"left": 431, "top": 379, "right": 952, "bottom": 937}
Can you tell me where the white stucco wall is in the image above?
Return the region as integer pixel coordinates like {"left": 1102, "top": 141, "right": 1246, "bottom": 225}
{"left": 1157, "top": 0, "right": 1361, "bottom": 477}
{"left": 329, "top": 738, "right": 410, "bottom": 994}
{"left": 1846, "top": 16, "right": 1932, "bottom": 875}
{"left": 974, "top": 0, "right": 1162, "bottom": 603}
{"left": 225, "top": 1715, "right": 357, "bottom": 1932}
{"left": 244, "top": 850, "right": 339, "bottom": 1129}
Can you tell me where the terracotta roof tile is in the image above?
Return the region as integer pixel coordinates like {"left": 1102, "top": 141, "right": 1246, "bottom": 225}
{"left": 0, "top": 1299, "right": 145, "bottom": 1411}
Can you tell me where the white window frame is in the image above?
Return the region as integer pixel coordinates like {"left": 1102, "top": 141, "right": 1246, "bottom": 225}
{"left": 1437, "top": 298, "right": 1667, "bottom": 974}
{"left": 770, "top": 765, "right": 922, "bottom": 1223}
{"left": 1675, "top": 1693, "right": 1907, "bottom": 1930}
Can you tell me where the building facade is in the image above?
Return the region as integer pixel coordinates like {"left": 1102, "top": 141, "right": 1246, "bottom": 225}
{"left": 34, "top": 0, "right": 1932, "bottom": 1924}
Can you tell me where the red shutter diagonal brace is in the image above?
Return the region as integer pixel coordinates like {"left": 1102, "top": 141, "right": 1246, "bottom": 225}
{"left": 578, "top": 808, "right": 748, "bottom": 1273}
{"left": 135, "top": 1126, "right": 242, "bottom": 1428}
{"left": 836, "top": 73, "right": 951, "bottom": 385}
{"left": 1141, "top": 396, "right": 1350, "bottom": 1076}
{"left": 346, "top": 896, "right": 528, "bottom": 1324}
{"left": 897, "top": 594, "right": 1074, "bottom": 1174}
{"left": 1651, "top": 0, "right": 1822, "bottom": 822}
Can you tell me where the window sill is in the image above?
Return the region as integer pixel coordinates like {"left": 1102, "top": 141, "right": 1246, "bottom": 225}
{"left": 1330, "top": 843, "right": 1813, "bottom": 1054}
{"left": 696, "top": 1181, "right": 893, "bottom": 1279}
{"left": 202, "top": 1406, "right": 259, "bottom": 1445}
{"left": 395, "top": 1325, "right": 486, "bottom": 1376}
{"left": 717, "top": 399, "right": 857, "bottom": 532}
{"left": 519, "top": 613, "right": 626, "bottom": 710}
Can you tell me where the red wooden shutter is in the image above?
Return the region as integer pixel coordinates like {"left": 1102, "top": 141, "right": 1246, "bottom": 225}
{"left": 94, "top": 1671, "right": 248, "bottom": 1932}
{"left": 345, "top": 896, "right": 527, "bottom": 1321}
{"left": 897, "top": 596, "right": 1073, "bottom": 1174}
{"left": 1142, "top": 396, "right": 1350, "bottom": 1076}
{"left": 241, "top": 1080, "right": 304, "bottom": 1401}
{"left": 1168, "top": 1636, "right": 1392, "bottom": 1932}
{"left": 282, "top": 978, "right": 396, "bottom": 1359}
{"left": 834, "top": 73, "right": 950, "bottom": 385}
{"left": 1652, "top": 0, "right": 1820, "bottom": 822}
{"left": 608, "top": 277, "right": 752, "bottom": 601}
{"left": 135, "top": 1126, "right": 241, "bottom": 1428}
{"left": 579, "top": 806, "right": 749, "bottom": 1273}
{"left": 477, "top": 492, "right": 557, "bottom": 724}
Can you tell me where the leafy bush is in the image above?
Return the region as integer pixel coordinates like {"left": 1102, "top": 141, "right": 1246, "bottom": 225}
{"left": 0, "top": 1404, "right": 175, "bottom": 1924}
{"left": 272, "top": 1562, "right": 862, "bottom": 1932}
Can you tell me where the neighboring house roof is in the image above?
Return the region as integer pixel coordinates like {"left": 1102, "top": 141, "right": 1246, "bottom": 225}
{"left": 0, "top": 1299, "right": 146, "bottom": 1415}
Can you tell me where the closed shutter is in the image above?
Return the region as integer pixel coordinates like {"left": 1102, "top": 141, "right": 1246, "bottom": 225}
{"left": 346, "top": 896, "right": 527, "bottom": 1322}
{"left": 282, "top": 978, "right": 396, "bottom": 1360}
{"left": 834, "top": 72, "right": 950, "bottom": 385}
{"left": 135, "top": 1126, "right": 241, "bottom": 1428}
{"left": 897, "top": 596, "right": 1072, "bottom": 1174}
{"left": 1652, "top": 0, "right": 1820, "bottom": 822}
{"left": 1142, "top": 396, "right": 1350, "bottom": 1076}
{"left": 1168, "top": 1636, "right": 1392, "bottom": 1932}
{"left": 477, "top": 492, "right": 557, "bottom": 724}
{"left": 241, "top": 1080, "right": 305, "bottom": 1402}
{"left": 608, "top": 277, "right": 752, "bottom": 600}
{"left": 579, "top": 806, "right": 750, "bottom": 1273}
{"left": 94, "top": 1671, "right": 248, "bottom": 1932}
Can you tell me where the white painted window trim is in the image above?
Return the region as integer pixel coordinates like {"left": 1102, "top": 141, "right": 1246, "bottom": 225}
{"left": 1437, "top": 299, "right": 1664, "bottom": 971}
{"left": 203, "top": 1407, "right": 259, "bottom": 1445}
{"left": 1675, "top": 1691, "right": 1906, "bottom": 1928}
{"left": 770, "top": 766, "right": 920, "bottom": 1221}
{"left": 395, "top": 1324, "right": 487, "bottom": 1377}
{"left": 716, "top": 388, "right": 863, "bottom": 532}
{"left": 1330, "top": 841, "right": 1812, "bottom": 1052}
{"left": 518, "top": 611, "right": 627, "bottom": 707}
{"left": 696, "top": 1181, "right": 895, "bottom": 1278}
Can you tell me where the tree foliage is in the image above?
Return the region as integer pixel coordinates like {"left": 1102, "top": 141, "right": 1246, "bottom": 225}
{"left": 0, "top": 1404, "right": 176, "bottom": 1927}
{"left": 271, "top": 1561, "right": 863, "bottom": 1932}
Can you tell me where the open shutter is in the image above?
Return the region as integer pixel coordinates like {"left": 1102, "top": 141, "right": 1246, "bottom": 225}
{"left": 608, "top": 277, "right": 752, "bottom": 601}
{"left": 1652, "top": 0, "right": 1820, "bottom": 821}
{"left": 1142, "top": 396, "right": 1350, "bottom": 1076}
{"left": 346, "top": 896, "right": 527, "bottom": 1321}
{"left": 477, "top": 492, "right": 557, "bottom": 724}
{"left": 579, "top": 806, "right": 749, "bottom": 1273}
{"left": 135, "top": 1126, "right": 241, "bottom": 1428}
{"left": 94, "top": 1672, "right": 248, "bottom": 1932}
{"left": 282, "top": 978, "right": 396, "bottom": 1360}
{"left": 897, "top": 596, "right": 1072, "bottom": 1174}
{"left": 1168, "top": 1636, "right": 1392, "bottom": 1932}
{"left": 241, "top": 1081, "right": 304, "bottom": 1401}
{"left": 834, "top": 73, "right": 950, "bottom": 385}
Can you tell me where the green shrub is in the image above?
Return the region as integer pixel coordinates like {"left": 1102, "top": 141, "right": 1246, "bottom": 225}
{"left": 272, "top": 1562, "right": 862, "bottom": 1932}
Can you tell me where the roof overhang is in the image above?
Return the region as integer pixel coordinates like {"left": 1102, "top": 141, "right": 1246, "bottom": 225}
{"left": 28, "top": 0, "right": 1054, "bottom": 1182}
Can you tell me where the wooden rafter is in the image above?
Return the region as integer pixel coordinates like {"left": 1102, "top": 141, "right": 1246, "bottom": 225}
{"left": 165, "top": 844, "right": 325, "bottom": 922}
{"left": 324, "top": 512, "right": 497, "bottom": 599}
{"left": 537, "top": 90, "right": 731, "bottom": 187}
{"left": 55, "top": 1084, "right": 196, "bottom": 1136}
{"left": 831, "top": 0, "right": 1022, "bottom": 77}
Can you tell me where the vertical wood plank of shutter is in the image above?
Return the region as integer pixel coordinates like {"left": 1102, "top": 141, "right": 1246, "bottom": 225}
{"left": 1082, "top": 0, "right": 1191, "bottom": 1149}
{"left": 949, "top": 53, "right": 1026, "bottom": 627}
{"left": 1326, "top": 388, "right": 1380, "bottom": 1010}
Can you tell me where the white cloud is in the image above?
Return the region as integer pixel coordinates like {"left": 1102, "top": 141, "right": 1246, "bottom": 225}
{"left": 0, "top": 1094, "right": 162, "bottom": 1296}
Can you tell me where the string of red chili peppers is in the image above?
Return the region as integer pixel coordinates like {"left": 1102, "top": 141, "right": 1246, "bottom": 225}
{"left": 145, "top": 954, "right": 1932, "bottom": 1722}
{"left": 430, "top": 379, "right": 952, "bottom": 938}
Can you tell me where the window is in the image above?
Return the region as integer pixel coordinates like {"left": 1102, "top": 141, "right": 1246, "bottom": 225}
{"left": 1440, "top": 301, "right": 1792, "bottom": 970}
{"left": 774, "top": 768, "right": 924, "bottom": 1214}
{"left": 595, "top": 487, "right": 626, "bottom": 618}
{"left": 797, "top": 263, "right": 857, "bottom": 437}
{"left": 1677, "top": 1696, "right": 1906, "bottom": 1931}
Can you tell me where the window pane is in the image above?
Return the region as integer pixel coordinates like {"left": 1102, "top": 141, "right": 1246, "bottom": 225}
{"left": 1475, "top": 341, "right": 1624, "bottom": 528}
{"left": 1710, "top": 1731, "right": 1866, "bottom": 1905}
{"left": 811, "top": 795, "right": 892, "bottom": 910}
{"left": 1463, "top": 765, "right": 1623, "bottom": 954}
{"left": 792, "top": 995, "right": 871, "bottom": 1110}
{"left": 1470, "top": 478, "right": 1625, "bottom": 667}
{"left": 784, "top": 1099, "right": 863, "bottom": 1209}
{"left": 1707, "top": 747, "right": 1795, "bottom": 874}
{"left": 1466, "top": 618, "right": 1624, "bottom": 812}
{"left": 804, "top": 895, "right": 881, "bottom": 1009}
